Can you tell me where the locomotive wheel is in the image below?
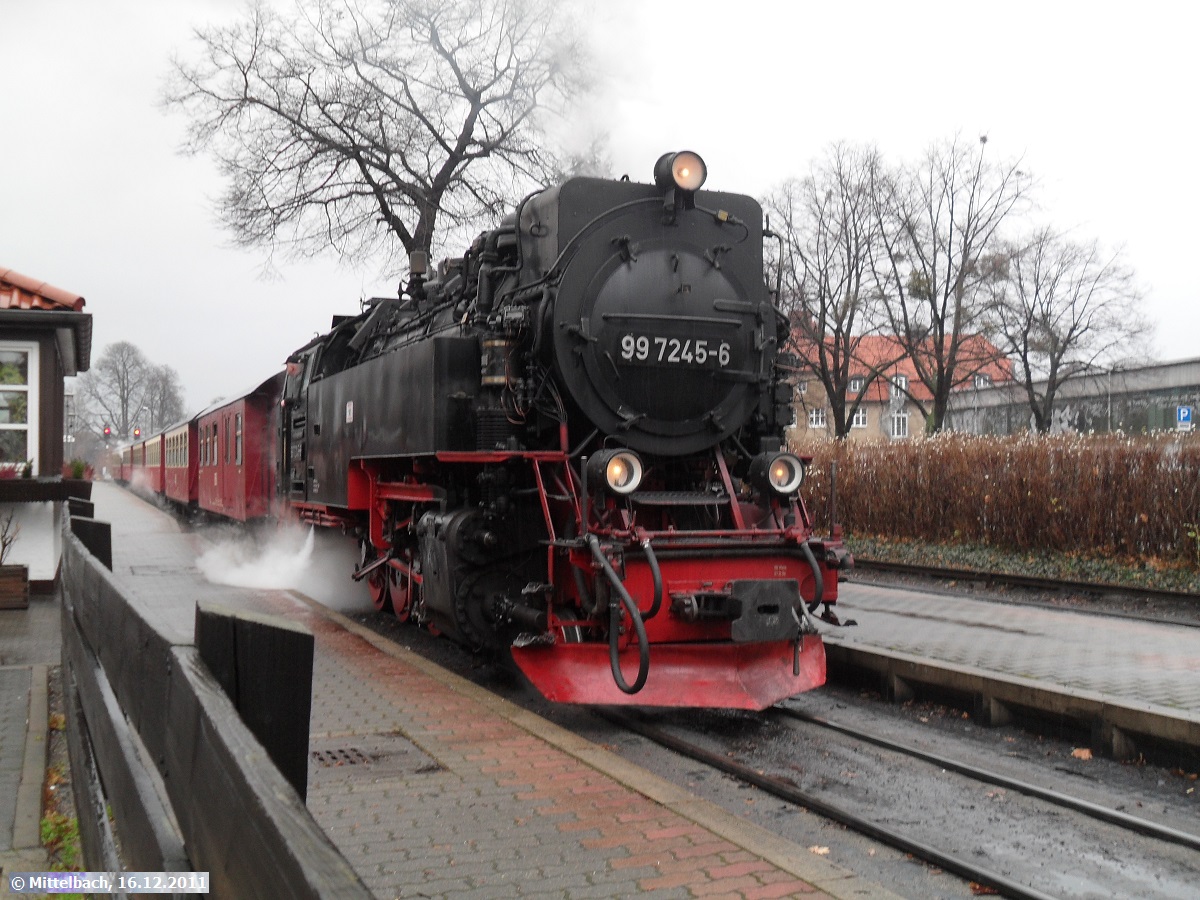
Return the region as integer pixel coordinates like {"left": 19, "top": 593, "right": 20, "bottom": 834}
{"left": 388, "top": 565, "right": 412, "bottom": 622}
{"left": 360, "top": 539, "right": 393, "bottom": 614}
{"left": 367, "top": 567, "right": 392, "bottom": 614}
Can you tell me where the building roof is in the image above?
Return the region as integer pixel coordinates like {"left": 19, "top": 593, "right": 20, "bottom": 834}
{"left": 797, "top": 333, "right": 1013, "bottom": 404}
{"left": 0, "top": 267, "right": 86, "bottom": 312}
{"left": 0, "top": 266, "right": 92, "bottom": 373}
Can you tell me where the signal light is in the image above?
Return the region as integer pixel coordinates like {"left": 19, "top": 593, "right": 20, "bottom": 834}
{"left": 133, "top": 427, "right": 142, "bottom": 439}
{"left": 103, "top": 425, "right": 111, "bottom": 437}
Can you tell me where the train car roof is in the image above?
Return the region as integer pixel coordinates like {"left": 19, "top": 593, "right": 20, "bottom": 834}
{"left": 194, "top": 369, "right": 284, "bottom": 419}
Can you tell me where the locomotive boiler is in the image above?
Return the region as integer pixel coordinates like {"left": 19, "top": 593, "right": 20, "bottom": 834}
{"left": 281, "top": 151, "right": 850, "bottom": 708}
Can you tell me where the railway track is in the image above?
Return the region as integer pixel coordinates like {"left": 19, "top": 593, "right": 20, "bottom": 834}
{"left": 600, "top": 704, "right": 1200, "bottom": 900}
{"left": 774, "top": 705, "right": 1200, "bottom": 853}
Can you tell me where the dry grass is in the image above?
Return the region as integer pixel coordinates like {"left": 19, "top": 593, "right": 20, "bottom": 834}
{"left": 796, "top": 432, "right": 1200, "bottom": 567}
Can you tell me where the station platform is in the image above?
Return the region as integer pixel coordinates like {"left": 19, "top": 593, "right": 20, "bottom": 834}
{"left": 70, "top": 482, "right": 891, "bottom": 899}
{"left": 827, "top": 578, "right": 1200, "bottom": 755}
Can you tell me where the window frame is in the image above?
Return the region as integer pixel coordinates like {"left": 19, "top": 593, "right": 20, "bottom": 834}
{"left": 0, "top": 341, "right": 40, "bottom": 473}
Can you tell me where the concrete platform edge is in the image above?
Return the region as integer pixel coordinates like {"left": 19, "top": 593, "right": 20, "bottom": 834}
{"left": 824, "top": 639, "right": 1200, "bottom": 749}
{"left": 290, "top": 592, "right": 904, "bottom": 900}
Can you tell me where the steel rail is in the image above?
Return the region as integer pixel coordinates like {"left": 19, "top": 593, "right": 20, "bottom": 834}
{"left": 776, "top": 706, "right": 1200, "bottom": 853}
{"left": 600, "top": 710, "right": 1062, "bottom": 900}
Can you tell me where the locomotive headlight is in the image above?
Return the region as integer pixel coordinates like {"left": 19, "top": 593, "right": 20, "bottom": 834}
{"left": 654, "top": 150, "right": 707, "bottom": 193}
{"left": 588, "top": 449, "right": 644, "bottom": 495}
{"left": 749, "top": 451, "right": 806, "bottom": 496}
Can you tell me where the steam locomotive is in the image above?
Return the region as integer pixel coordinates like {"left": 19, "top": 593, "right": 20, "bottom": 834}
{"left": 126, "top": 151, "right": 852, "bottom": 709}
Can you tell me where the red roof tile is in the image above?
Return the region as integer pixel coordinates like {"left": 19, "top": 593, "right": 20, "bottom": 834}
{"left": 0, "top": 267, "right": 85, "bottom": 312}
{"left": 794, "top": 333, "right": 1013, "bottom": 403}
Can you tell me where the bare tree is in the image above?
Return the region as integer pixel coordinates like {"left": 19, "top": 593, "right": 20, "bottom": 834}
{"left": 767, "top": 143, "right": 899, "bottom": 438}
{"left": 995, "top": 228, "right": 1148, "bottom": 431}
{"left": 873, "top": 135, "right": 1032, "bottom": 431}
{"left": 142, "top": 365, "right": 187, "bottom": 432}
{"left": 164, "top": 0, "right": 590, "bottom": 270}
{"left": 75, "top": 343, "right": 185, "bottom": 439}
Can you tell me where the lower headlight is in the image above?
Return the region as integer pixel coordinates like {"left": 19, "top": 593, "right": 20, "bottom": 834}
{"left": 749, "top": 452, "right": 805, "bottom": 495}
{"left": 588, "top": 449, "right": 644, "bottom": 495}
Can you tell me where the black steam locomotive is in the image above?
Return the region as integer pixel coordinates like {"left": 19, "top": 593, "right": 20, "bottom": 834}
{"left": 281, "top": 152, "right": 849, "bottom": 708}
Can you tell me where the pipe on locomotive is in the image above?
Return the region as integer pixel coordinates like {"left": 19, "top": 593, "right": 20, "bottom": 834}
{"left": 586, "top": 533, "right": 650, "bottom": 694}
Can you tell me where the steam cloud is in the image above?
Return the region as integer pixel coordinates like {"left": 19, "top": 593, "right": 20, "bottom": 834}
{"left": 197, "top": 526, "right": 316, "bottom": 590}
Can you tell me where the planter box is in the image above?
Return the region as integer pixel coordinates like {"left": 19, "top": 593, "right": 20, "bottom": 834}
{"left": 0, "top": 564, "right": 29, "bottom": 610}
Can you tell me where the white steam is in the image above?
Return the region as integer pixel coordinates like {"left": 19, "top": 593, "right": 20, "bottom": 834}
{"left": 197, "top": 526, "right": 316, "bottom": 590}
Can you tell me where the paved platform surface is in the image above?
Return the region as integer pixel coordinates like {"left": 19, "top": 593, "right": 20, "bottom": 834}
{"left": 0, "top": 594, "right": 56, "bottom": 890}
{"left": 831, "top": 581, "right": 1200, "bottom": 715}
{"left": 81, "top": 482, "right": 888, "bottom": 899}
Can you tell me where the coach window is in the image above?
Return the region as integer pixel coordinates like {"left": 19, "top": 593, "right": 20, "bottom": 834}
{"left": 235, "top": 414, "right": 243, "bottom": 465}
{"left": 0, "top": 342, "right": 39, "bottom": 473}
{"left": 224, "top": 416, "right": 230, "bottom": 464}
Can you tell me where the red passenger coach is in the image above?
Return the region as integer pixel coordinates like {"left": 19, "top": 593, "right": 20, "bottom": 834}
{"left": 163, "top": 420, "right": 198, "bottom": 509}
{"left": 196, "top": 373, "right": 282, "bottom": 522}
{"left": 128, "top": 441, "right": 148, "bottom": 489}
{"left": 143, "top": 434, "right": 164, "bottom": 494}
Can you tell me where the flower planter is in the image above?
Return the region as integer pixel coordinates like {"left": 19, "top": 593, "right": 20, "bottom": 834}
{"left": 0, "top": 563, "right": 29, "bottom": 610}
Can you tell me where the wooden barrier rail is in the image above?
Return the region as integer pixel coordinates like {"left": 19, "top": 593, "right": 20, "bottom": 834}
{"left": 61, "top": 522, "right": 371, "bottom": 899}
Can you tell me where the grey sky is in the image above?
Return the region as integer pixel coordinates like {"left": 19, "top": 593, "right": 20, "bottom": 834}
{"left": 3, "top": 0, "right": 1196, "bottom": 412}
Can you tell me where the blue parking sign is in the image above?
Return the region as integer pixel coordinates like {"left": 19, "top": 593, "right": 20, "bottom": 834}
{"left": 1178, "top": 406, "right": 1194, "bottom": 428}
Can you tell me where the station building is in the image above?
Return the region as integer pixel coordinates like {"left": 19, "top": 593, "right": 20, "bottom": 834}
{"left": 0, "top": 267, "right": 92, "bottom": 593}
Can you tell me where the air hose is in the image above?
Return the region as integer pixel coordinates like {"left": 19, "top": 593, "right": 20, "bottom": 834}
{"left": 586, "top": 534, "right": 650, "bottom": 694}
{"left": 800, "top": 541, "right": 825, "bottom": 614}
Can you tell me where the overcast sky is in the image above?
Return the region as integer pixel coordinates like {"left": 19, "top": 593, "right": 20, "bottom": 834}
{"left": 3, "top": 0, "right": 1197, "bottom": 413}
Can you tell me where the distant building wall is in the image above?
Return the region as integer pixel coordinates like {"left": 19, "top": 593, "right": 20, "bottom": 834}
{"left": 947, "top": 357, "right": 1200, "bottom": 435}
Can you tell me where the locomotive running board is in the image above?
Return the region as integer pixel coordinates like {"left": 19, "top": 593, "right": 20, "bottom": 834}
{"left": 510, "top": 635, "right": 825, "bottom": 710}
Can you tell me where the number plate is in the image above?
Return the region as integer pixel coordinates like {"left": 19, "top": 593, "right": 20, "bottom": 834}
{"left": 618, "top": 333, "right": 734, "bottom": 368}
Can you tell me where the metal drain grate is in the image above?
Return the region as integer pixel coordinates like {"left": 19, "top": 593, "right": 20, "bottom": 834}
{"left": 311, "top": 747, "right": 372, "bottom": 767}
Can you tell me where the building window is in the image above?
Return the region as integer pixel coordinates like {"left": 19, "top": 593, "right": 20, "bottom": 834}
{"left": 848, "top": 375, "right": 865, "bottom": 393}
{"left": 889, "top": 412, "right": 909, "bottom": 439}
{"left": 808, "top": 408, "right": 827, "bottom": 429}
{"left": 890, "top": 374, "right": 908, "bottom": 398}
{"left": 0, "top": 342, "right": 39, "bottom": 472}
{"left": 851, "top": 407, "right": 868, "bottom": 428}
{"left": 796, "top": 380, "right": 808, "bottom": 394}
{"left": 974, "top": 373, "right": 993, "bottom": 389}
